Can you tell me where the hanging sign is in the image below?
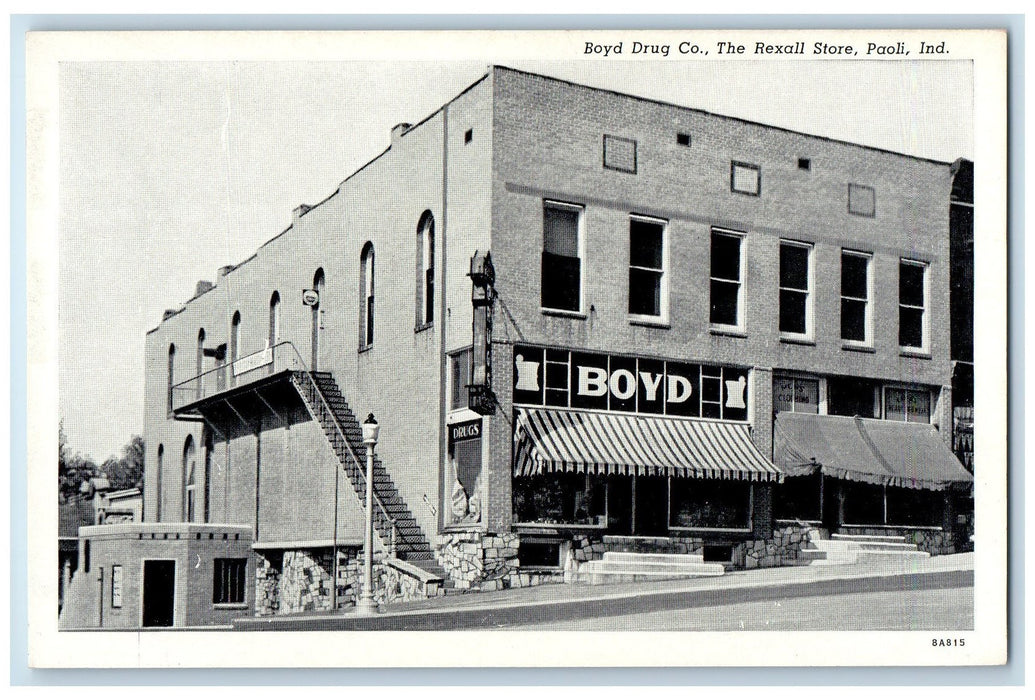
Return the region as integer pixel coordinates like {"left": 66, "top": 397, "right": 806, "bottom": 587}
{"left": 301, "top": 289, "right": 320, "bottom": 307}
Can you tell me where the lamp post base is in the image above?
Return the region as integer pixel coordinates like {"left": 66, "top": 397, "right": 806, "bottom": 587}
{"left": 353, "top": 596, "right": 379, "bottom": 617}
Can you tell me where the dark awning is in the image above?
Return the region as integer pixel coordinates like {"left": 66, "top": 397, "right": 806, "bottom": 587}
{"left": 774, "top": 412, "right": 973, "bottom": 491}
{"left": 513, "top": 407, "right": 783, "bottom": 482}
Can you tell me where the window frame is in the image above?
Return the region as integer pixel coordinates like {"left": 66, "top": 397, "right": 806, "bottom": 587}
{"left": 773, "top": 374, "right": 825, "bottom": 415}
{"left": 882, "top": 385, "right": 933, "bottom": 424}
{"left": 602, "top": 134, "right": 638, "bottom": 174}
{"left": 415, "top": 213, "right": 435, "bottom": 331}
{"left": 212, "top": 557, "right": 248, "bottom": 606}
{"left": 359, "top": 242, "right": 376, "bottom": 350}
{"left": 627, "top": 214, "right": 669, "bottom": 325}
{"left": 709, "top": 228, "right": 746, "bottom": 334}
{"left": 898, "top": 258, "right": 929, "bottom": 354}
{"left": 540, "top": 200, "right": 585, "bottom": 317}
{"left": 840, "top": 249, "right": 873, "bottom": 348}
{"left": 778, "top": 239, "right": 815, "bottom": 342}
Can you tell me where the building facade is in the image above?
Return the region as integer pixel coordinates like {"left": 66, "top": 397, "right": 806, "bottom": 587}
{"left": 139, "top": 66, "right": 971, "bottom": 615}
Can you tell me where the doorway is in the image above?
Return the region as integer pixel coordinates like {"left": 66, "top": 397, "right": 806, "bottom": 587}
{"left": 634, "top": 476, "right": 669, "bottom": 535}
{"left": 142, "top": 560, "right": 176, "bottom": 627}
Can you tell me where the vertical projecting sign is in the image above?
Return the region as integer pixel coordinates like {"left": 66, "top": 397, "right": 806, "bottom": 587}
{"left": 468, "top": 251, "right": 496, "bottom": 415}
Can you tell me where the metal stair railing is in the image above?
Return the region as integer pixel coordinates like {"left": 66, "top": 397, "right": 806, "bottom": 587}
{"left": 272, "top": 342, "right": 412, "bottom": 557}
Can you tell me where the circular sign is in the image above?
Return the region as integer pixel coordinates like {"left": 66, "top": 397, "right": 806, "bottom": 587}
{"left": 301, "top": 289, "right": 319, "bottom": 306}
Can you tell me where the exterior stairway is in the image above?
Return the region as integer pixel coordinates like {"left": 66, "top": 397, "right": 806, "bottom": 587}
{"left": 290, "top": 371, "right": 448, "bottom": 584}
{"left": 577, "top": 551, "right": 725, "bottom": 585}
{"left": 805, "top": 533, "right": 930, "bottom": 566}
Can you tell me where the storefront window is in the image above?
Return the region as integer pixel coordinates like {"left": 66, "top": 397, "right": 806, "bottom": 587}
{"left": 827, "top": 376, "right": 879, "bottom": 418}
{"left": 885, "top": 487, "right": 943, "bottom": 527}
{"left": 884, "top": 387, "right": 931, "bottom": 423}
{"left": 669, "top": 480, "right": 751, "bottom": 530}
{"left": 513, "top": 473, "right": 607, "bottom": 526}
{"left": 773, "top": 376, "right": 819, "bottom": 414}
{"left": 445, "top": 419, "right": 483, "bottom": 527}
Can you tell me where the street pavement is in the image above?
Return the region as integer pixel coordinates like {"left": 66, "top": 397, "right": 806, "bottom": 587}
{"left": 232, "top": 552, "right": 973, "bottom": 632}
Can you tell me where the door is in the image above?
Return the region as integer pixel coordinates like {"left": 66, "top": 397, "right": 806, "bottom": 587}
{"left": 142, "top": 560, "right": 176, "bottom": 628}
{"left": 634, "top": 476, "right": 669, "bottom": 535}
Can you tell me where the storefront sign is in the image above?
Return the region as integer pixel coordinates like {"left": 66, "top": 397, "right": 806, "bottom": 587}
{"left": 512, "top": 344, "right": 749, "bottom": 421}
{"left": 233, "top": 347, "right": 273, "bottom": 376}
{"left": 449, "top": 418, "right": 482, "bottom": 445}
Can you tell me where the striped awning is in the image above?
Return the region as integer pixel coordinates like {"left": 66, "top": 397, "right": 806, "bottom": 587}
{"left": 513, "top": 407, "right": 783, "bottom": 482}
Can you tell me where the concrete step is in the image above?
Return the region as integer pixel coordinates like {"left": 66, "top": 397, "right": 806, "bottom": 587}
{"left": 831, "top": 533, "right": 908, "bottom": 545}
{"left": 601, "top": 551, "right": 706, "bottom": 565}
{"left": 577, "top": 568, "right": 723, "bottom": 585}
{"left": 855, "top": 549, "right": 930, "bottom": 563}
{"left": 813, "top": 538, "right": 920, "bottom": 553}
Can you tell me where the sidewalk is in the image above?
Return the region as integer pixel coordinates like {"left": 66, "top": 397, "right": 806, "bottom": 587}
{"left": 232, "top": 552, "right": 973, "bottom": 632}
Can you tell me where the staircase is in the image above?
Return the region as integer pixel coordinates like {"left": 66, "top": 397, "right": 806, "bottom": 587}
{"left": 804, "top": 533, "right": 930, "bottom": 566}
{"left": 289, "top": 371, "right": 448, "bottom": 583}
{"left": 577, "top": 551, "right": 725, "bottom": 585}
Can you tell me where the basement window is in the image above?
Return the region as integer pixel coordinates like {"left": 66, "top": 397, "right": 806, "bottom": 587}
{"left": 518, "top": 539, "right": 563, "bottom": 569}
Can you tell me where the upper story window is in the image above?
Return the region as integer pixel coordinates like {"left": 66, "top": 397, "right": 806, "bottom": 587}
{"left": 195, "top": 328, "right": 206, "bottom": 398}
{"left": 899, "top": 259, "right": 928, "bottom": 352}
{"left": 182, "top": 435, "right": 196, "bottom": 522}
{"left": 731, "top": 161, "right": 761, "bottom": 196}
{"left": 416, "top": 212, "right": 435, "bottom": 329}
{"left": 268, "top": 292, "right": 281, "bottom": 348}
{"left": 230, "top": 312, "right": 241, "bottom": 363}
{"left": 359, "top": 242, "right": 375, "bottom": 349}
{"left": 628, "top": 215, "right": 667, "bottom": 322}
{"left": 848, "top": 183, "right": 876, "bottom": 217}
{"left": 884, "top": 386, "right": 931, "bottom": 423}
{"left": 840, "top": 250, "right": 872, "bottom": 345}
{"left": 709, "top": 229, "right": 744, "bottom": 331}
{"left": 779, "top": 240, "right": 813, "bottom": 340}
{"left": 541, "top": 201, "right": 583, "bottom": 314}
{"left": 167, "top": 344, "right": 176, "bottom": 414}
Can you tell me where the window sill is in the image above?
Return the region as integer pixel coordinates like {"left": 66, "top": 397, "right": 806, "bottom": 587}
{"left": 414, "top": 322, "right": 433, "bottom": 334}
{"left": 629, "top": 316, "right": 670, "bottom": 329}
{"left": 899, "top": 348, "right": 931, "bottom": 359}
{"left": 213, "top": 603, "right": 249, "bottom": 610}
{"left": 779, "top": 335, "right": 815, "bottom": 347}
{"left": 842, "top": 342, "right": 876, "bottom": 354}
{"left": 709, "top": 326, "right": 746, "bottom": 338}
{"left": 358, "top": 344, "right": 373, "bottom": 354}
{"left": 668, "top": 525, "right": 753, "bottom": 534}
{"left": 541, "top": 308, "right": 587, "bottom": 320}
{"left": 514, "top": 522, "right": 608, "bottom": 532}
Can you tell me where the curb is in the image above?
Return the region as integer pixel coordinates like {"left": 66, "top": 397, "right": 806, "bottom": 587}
{"left": 232, "top": 567, "right": 973, "bottom": 632}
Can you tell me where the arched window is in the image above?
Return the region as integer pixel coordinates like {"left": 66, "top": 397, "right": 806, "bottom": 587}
{"left": 203, "top": 430, "right": 213, "bottom": 524}
{"left": 416, "top": 212, "right": 435, "bottom": 327}
{"left": 155, "top": 444, "right": 164, "bottom": 522}
{"left": 268, "top": 292, "right": 281, "bottom": 349}
{"left": 183, "top": 435, "right": 196, "bottom": 522}
{"left": 311, "top": 269, "right": 325, "bottom": 370}
{"left": 359, "top": 243, "right": 375, "bottom": 349}
{"left": 196, "top": 328, "right": 206, "bottom": 399}
{"left": 167, "top": 344, "right": 176, "bottom": 414}
{"left": 230, "top": 312, "right": 241, "bottom": 386}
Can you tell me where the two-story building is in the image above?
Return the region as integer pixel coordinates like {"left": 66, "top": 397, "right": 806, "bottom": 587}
{"left": 136, "top": 66, "right": 971, "bottom": 616}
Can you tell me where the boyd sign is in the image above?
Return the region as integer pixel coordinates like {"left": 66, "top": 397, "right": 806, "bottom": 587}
{"left": 512, "top": 344, "right": 748, "bottom": 421}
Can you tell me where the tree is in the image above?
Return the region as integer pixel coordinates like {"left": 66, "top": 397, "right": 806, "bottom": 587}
{"left": 101, "top": 435, "right": 145, "bottom": 491}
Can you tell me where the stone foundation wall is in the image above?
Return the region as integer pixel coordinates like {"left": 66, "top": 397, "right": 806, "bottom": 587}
{"left": 437, "top": 532, "right": 566, "bottom": 591}
{"left": 255, "top": 546, "right": 430, "bottom": 616}
{"left": 733, "top": 524, "right": 812, "bottom": 569}
{"left": 840, "top": 526, "right": 958, "bottom": 556}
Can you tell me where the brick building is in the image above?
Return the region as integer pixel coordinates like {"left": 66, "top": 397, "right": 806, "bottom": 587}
{"left": 134, "top": 66, "right": 971, "bottom": 616}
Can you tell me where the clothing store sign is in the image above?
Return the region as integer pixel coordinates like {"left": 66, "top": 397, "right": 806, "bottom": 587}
{"left": 512, "top": 344, "right": 748, "bottom": 421}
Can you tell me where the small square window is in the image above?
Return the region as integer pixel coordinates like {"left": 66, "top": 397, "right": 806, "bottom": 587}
{"left": 213, "top": 558, "right": 247, "bottom": 605}
{"left": 464, "top": 128, "right": 473, "bottom": 144}
{"left": 798, "top": 157, "right": 811, "bottom": 170}
{"left": 731, "top": 161, "right": 761, "bottom": 196}
{"left": 603, "top": 134, "right": 637, "bottom": 173}
{"left": 677, "top": 132, "right": 691, "bottom": 147}
{"left": 848, "top": 183, "right": 876, "bottom": 217}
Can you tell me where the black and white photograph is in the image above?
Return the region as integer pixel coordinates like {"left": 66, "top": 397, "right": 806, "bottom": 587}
{"left": 26, "top": 27, "right": 1008, "bottom": 668}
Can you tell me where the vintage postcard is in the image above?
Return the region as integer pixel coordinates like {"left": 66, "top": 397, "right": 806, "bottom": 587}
{"left": 26, "top": 27, "right": 1007, "bottom": 668}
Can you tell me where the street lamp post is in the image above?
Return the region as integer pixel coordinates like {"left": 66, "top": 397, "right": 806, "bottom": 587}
{"left": 354, "top": 413, "right": 380, "bottom": 616}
